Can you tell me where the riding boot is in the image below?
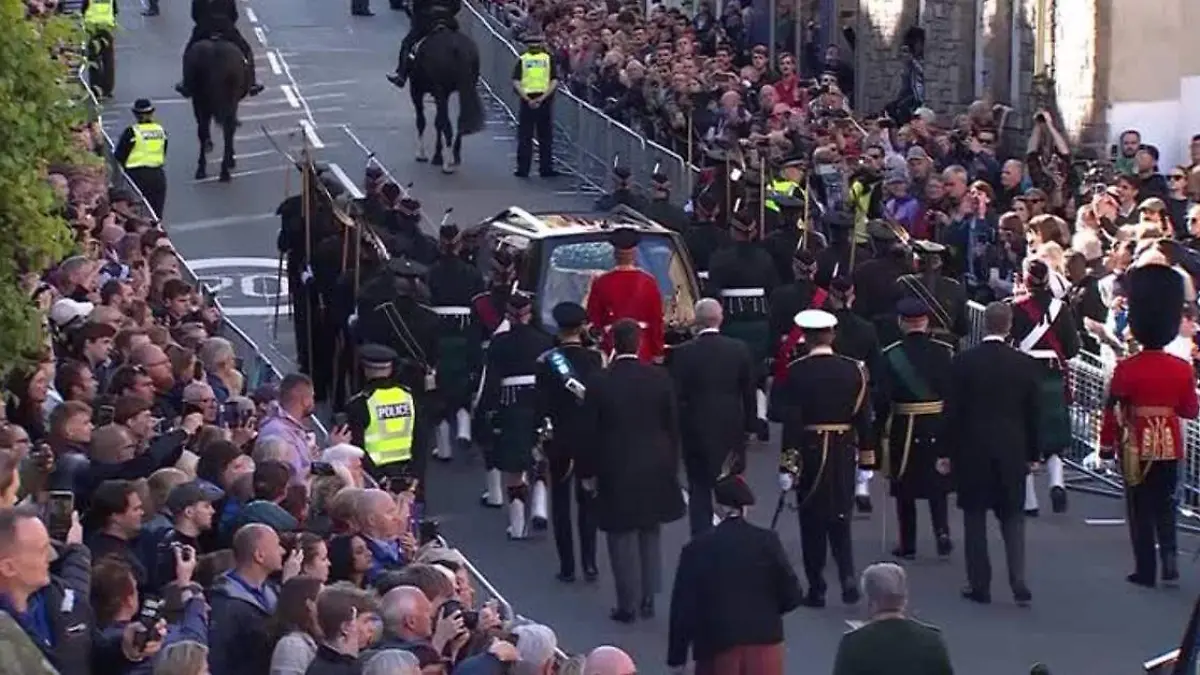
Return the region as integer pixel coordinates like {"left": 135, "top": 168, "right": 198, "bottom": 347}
{"left": 388, "top": 54, "right": 409, "bottom": 88}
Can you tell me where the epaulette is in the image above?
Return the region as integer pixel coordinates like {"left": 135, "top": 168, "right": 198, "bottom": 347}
{"left": 930, "top": 338, "right": 956, "bottom": 352}
{"left": 881, "top": 340, "right": 901, "bottom": 353}
{"left": 784, "top": 353, "right": 813, "bottom": 369}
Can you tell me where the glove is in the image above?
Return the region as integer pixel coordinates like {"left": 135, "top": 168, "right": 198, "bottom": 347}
{"left": 778, "top": 472, "right": 793, "bottom": 492}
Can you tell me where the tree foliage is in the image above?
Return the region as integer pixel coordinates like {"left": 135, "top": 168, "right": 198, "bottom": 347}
{"left": 0, "top": 0, "right": 91, "bottom": 362}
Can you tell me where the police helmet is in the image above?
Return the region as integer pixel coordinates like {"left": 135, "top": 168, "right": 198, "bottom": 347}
{"left": 132, "top": 98, "right": 155, "bottom": 115}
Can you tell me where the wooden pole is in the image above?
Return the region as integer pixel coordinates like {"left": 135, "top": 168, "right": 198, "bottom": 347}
{"left": 300, "top": 131, "right": 314, "bottom": 378}
{"left": 272, "top": 160, "right": 292, "bottom": 340}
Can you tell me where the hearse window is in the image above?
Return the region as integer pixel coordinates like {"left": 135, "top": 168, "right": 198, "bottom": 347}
{"left": 538, "top": 233, "right": 696, "bottom": 331}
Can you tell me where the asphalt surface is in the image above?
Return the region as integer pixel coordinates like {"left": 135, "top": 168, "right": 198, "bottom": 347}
{"left": 110, "top": 2, "right": 1199, "bottom": 673}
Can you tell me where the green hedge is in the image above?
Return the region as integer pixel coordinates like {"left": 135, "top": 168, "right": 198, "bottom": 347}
{"left": 0, "top": 0, "right": 93, "bottom": 361}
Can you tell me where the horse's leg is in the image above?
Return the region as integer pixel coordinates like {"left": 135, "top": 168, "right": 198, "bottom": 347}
{"left": 219, "top": 110, "right": 237, "bottom": 182}
{"left": 411, "top": 86, "right": 428, "bottom": 162}
{"left": 434, "top": 94, "right": 453, "bottom": 173}
{"left": 194, "top": 104, "right": 210, "bottom": 180}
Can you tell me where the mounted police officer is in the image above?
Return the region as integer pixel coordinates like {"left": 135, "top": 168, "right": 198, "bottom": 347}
{"left": 477, "top": 293, "right": 554, "bottom": 539}
{"left": 427, "top": 224, "right": 486, "bottom": 462}
{"left": 176, "top": 0, "right": 264, "bottom": 98}
{"left": 83, "top": 0, "right": 117, "bottom": 100}
{"left": 344, "top": 344, "right": 419, "bottom": 493}
{"left": 641, "top": 172, "right": 689, "bottom": 232}
{"left": 707, "top": 201, "right": 781, "bottom": 440}
{"left": 113, "top": 99, "right": 168, "bottom": 219}
{"left": 353, "top": 257, "right": 442, "bottom": 506}
{"left": 512, "top": 33, "right": 559, "bottom": 179}
{"left": 388, "top": 0, "right": 463, "bottom": 88}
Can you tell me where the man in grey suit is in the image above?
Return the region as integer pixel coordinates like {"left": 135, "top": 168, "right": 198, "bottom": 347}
{"left": 586, "top": 319, "right": 686, "bottom": 623}
{"left": 941, "top": 302, "right": 1041, "bottom": 606}
{"left": 667, "top": 298, "right": 756, "bottom": 536}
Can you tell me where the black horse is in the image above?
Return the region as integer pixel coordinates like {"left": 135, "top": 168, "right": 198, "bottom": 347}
{"left": 184, "top": 37, "right": 246, "bottom": 183}
{"left": 408, "top": 27, "right": 485, "bottom": 174}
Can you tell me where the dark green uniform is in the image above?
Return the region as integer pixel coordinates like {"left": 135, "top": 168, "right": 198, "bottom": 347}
{"left": 832, "top": 617, "right": 954, "bottom": 675}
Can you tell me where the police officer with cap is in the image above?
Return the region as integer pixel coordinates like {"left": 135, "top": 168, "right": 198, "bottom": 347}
{"left": 875, "top": 296, "right": 955, "bottom": 560}
{"left": 477, "top": 292, "right": 554, "bottom": 539}
{"left": 765, "top": 156, "right": 807, "bottom": 214}
{"left": 427, "top": 223, "right": 486, "bottom": 462}
{"left": 512, "top": 33, "right": 559, "bottom": 178}
{"left": 595, "top": 163, "right": 644, "bottom": 211}
{"left": 343, "top": 343, "right": 423, "bottom": 495}
{"left": 83, "top": 0, "right": 118, "bottom": 99}
{"left": 114, "top": 99, "right": 168, "bottom": 218}
{"left": 538, "top": 301, "right": 602, "bottom": 582}
{"left": 667, "top": 473, "right": 803, "bottom": 675}
{"left": 772, "top": 308, "right": 872, "bottom": 607}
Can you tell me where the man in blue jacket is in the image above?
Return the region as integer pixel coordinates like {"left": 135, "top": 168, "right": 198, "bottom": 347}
{"left": 208, "top": 524, "right": 283, "bottom": 675}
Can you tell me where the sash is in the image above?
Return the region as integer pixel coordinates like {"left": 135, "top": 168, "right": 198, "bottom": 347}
{"left": 1016, "top": 297, "right": 1064, "bottom": 357}
{"left": 472, "top": 294, "right": 503, "bottom": 333}
{"left": 884, "top": 346, "right": 935, "bottom": 400}
{"left": 900, "top": 276, "right": 954, "bottom": 333}
{"left": 773, "top": 289, "right": 833, "bottom": 382}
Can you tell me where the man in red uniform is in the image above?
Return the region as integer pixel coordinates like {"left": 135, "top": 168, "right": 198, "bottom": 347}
{"left": 586, "top": 227, "right": 665, "bottom": 362}
{"left": 1099, "top": 262, "right": 1199, "bottom": 587}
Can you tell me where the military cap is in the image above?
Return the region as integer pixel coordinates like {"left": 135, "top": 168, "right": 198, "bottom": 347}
{"left": 386, "top": 257, "right": 427, "bottom": 278}
{"left": 492, "top": 249, "right": 515, "bottom": 269}
{"left": 730, "top": 206, "right": 758, "bottom": 233}
{"left": 610, "top": 227, "right": 641, "bottom": 251}
{"left": 830, "top": 276, "right": 854, "bottom": 294}
{"left": 507, "top": 292, "right": 533, "bottom": 312}
{"left": 867, "top": 219, "right": 898, "bottom": 241}
{"left": 359, "top": 343, "right": 398, "bottom": 368}
{"left": 1024, "top": 257, "right": 1051, "bottom": 286}
{"left": 896, "top": 296, "right": 930, "bottom": 319}
{"left": 651, "top": 172, "right": 670, "bottom": 186}
{"left": 793, "top": 248, "right": 817, "bottom": 265}
{"left": 398, "top": 198, "right": 421, "bottom": 216}
{"left": 551, "top": 301, "right": 587, "bottom": 330}
{"left": 365, "top": 165, "right": 384, "bottom": 179}
{"left": 911, "top": 239, "right": 946, "bottom": 255}
{"left": 794, "top": 309, "right": 838, "bottom": 331}
{"left": 167, "top": 481, "right": 224, "bottom": 516}
{"left": 381, "top": 182, "right": 403, "bottom": 202}
{"left": 439, "top": 224, "right": 462, "bottom": 242}
{"left": 132, "top": 98, "right": 155, "bottom": 114}
{"left": 713, "top": 473, "right": 755, "bottom": 508}
{"left": 612, "top": 166, "right": 632, "bottom": 180}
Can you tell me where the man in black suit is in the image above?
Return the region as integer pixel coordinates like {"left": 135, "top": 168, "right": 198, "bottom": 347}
{"left": 666, "top": 474, "right": 803, "bottom": 675}
{"left": 586, "top": 319, "right": 686, "bottom": 623}
{"left": 668, "top": 298, "right": 755, "bottom": 536}
{"left": 942, "top": 302, "right": 1040, "bottom": 605}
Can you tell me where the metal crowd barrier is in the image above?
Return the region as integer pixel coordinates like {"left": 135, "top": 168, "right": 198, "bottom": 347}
{"left": 962, "top": 301, "right": 1200, "bottom": 513}
{"left": 460, "top": 0, "right": 697, "bottom": 207}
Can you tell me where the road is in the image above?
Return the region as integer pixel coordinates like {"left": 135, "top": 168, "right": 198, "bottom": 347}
{"left": 110, "top": 2, "right": 1198, "bottom": 674}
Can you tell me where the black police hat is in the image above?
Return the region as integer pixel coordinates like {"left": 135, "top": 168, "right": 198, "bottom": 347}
{"left": 896, "top": 296, "right": 930, "bottom": 319}
{"left": 359, "top": 343, "right": 398, "bottom": 369}
{"left": 610, "top": 227, "right": 641, "bottom": 251}
{"left": 713, "top": 474, "right": 755, "bottom": 508}
{"left": 132, "top": 98, "right": 155, "bottom": 114}
{"left": 551, "top": 302, "right": 587, "bottom": 330}
{"left": 779, "top": 155, "right": 807, "bottom": 171}
{"left": 386, "top": 257, "right": 427, "bottom": 278}
{"left": 398, "top": 198, "right": 421, "bottom": 216}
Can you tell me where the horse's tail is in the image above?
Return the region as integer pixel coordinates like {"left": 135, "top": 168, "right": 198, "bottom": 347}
{"left": 455, "top": 35, "right": 485, "bottom": 136}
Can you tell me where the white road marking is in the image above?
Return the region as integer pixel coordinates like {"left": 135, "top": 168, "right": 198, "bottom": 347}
{"left": 275, "top": 52, "right": 317, "bottom": 127}
{"left": 211, "top": 146, "right": 338, "bottom": 163}
{"left": 266, "top": 51, "right": 282, "bottom": 75}
{"left": 327, "top": 163, "right": 364, "bottom": 200}
{"left": 188, "top": 257, "right": 291, "bottom": 317}
{"left": 253, "top": 26, "right": 267, "bottom": 46}
{"left": 1084, "top": 518, "right": 1126, "bottom": 526}
{"left": 300, "top": 79, "right": 358, "bottom": 89}
{"left": 280, "top": 85, "right": 299, "bottom": 109}
{"left": 169, "top": 212, "right": 278, "bottom": 233}
{"left": 193, "top": 165, "right": 290, "bottom": 183}
{"left": 241, "top": 106, "right": 342, "bottom": 122}
{"left": 299, "top": 119, "right": 324, "bottom": 149}
{"left": 245, "top": 7, "right": 259, "bottom": 23}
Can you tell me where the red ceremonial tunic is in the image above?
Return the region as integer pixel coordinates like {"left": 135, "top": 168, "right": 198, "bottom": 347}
{"left": 586, "top": 267, "right": 664, "bottom": 362}
{"left": 1099, "top": 349, "right": 1200, "bottom": 461}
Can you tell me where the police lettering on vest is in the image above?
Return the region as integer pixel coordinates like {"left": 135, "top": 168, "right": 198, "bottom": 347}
{"left": 84, "top": 0, "right": 116, "bottom": 30}
{"left": 520, "top": 53, "right": 551, "bottom": 96}
{"left": 126, "top": 123, "right": 166, "bottom": 169}
{"left": 364, "top": 387, "right": 416, "bottom": 467}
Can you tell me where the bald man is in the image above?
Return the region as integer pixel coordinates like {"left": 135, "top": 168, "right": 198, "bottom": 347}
{"left": 667, "top": 298, "right": 755, "bottom": 536}
{"left": 585, "top": 646, "right": 636, "bottom": 675}
{"left": 209, "top": 523, "right": 284, "bottom": 675}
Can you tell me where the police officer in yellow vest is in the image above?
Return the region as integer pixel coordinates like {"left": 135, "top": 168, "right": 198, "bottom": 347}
{"left": 764, "top": 157, "right": 806, "bottom": 214}
{"left": 344, "top": 343, "right": 422, "bottom": 496}
{"left": 83, "top": 0, "right": 117, "bottom": 100}
{"left": 113, "top": 99, "right": 168, "bottom": 219}
{"left": 511, "top": 33, "right": 559, "bottom": 179}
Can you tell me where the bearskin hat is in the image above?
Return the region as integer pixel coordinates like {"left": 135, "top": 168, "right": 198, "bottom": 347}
{"left": 1126, "top": 263, "right": 1185, "bottom": 350}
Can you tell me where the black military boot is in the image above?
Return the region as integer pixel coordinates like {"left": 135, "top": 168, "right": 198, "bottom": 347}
{"left": 1050, "top": 485, "right": 1068, "bottom": 513}
{"left": 936, "top": 532, "right": 953, "bottom": 557}
{"left": 841, "top": 580, "right": 861, "bottom": 605}
{"left": 387, "top": 70, "right": 407, "bottom": 88}
{"left": 855, "top": 495, "right": 873, "bottom": 514}
{"left": 1162, "top": 553, "right": 1179, "bottom": 584}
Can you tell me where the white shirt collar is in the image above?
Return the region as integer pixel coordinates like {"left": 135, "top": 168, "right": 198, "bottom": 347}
{"left": 614, "top": 353, "right": 639, "bottom": 361}
{"left": 1165, "top": 335, "right": 1193, "bottom": 363}
{"left": 981, "top": 335, "right": 1007, "bottom": 343}
{"left": 697, "top": 327, "right": 720, "bottom": 335}
{"left": 809, "top": 345, "right": 834, "bottom": 355}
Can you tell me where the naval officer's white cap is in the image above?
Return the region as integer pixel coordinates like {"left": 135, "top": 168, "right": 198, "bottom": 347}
{"left": 794, "top": 309, "right": 838, "bottom": 330}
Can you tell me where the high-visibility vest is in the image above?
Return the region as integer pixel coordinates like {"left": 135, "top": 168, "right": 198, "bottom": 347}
{"left": 519, "top": 53, "right": 551, "bottom": 96}
{"left": 363, "top": 387, "right": 416, "bottom": 467}
{"left": 765, "top": 180, "right": 799, "bottom": 212}
{"left": 84, "top": 0, "right": 116, "bottom": 30}
{"left": 125, "top": 122, "right": 166, "bottom": 169}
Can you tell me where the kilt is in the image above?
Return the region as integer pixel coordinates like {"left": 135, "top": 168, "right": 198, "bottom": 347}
{"left": 491, "top": 404, "right": 538, "bottom": 473}
{"left": 435, "top": 334, "right": 473, "bottom": 409}
{"left": 1037, "top": 369, "right": 1072, "bottom": 458}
